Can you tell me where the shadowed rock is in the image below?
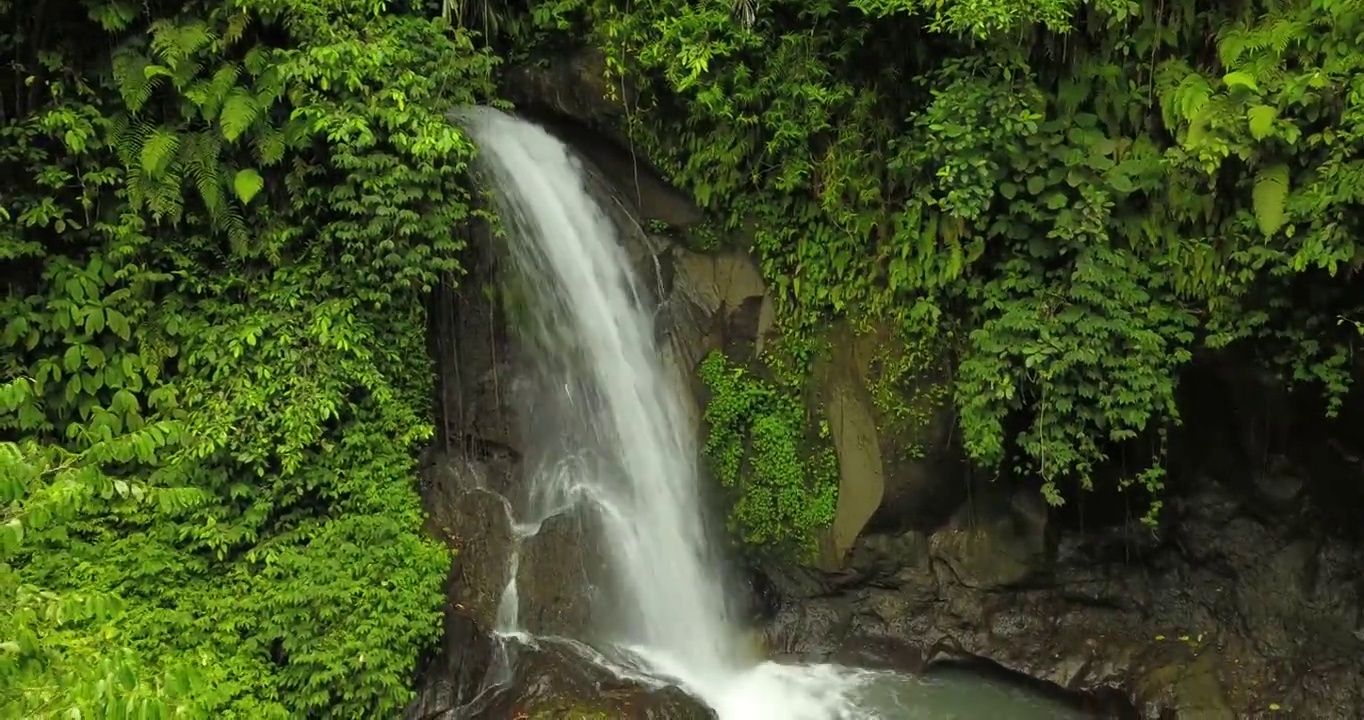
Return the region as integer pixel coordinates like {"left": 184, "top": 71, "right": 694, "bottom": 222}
{"left": 761, "top": 485, "right": 1364, "bottom": 718}
{"left": 412, "top": 634, "right": 714, "bottom": 720}
{"left": 517, "top": 506, "right": 609, "bottom": 637}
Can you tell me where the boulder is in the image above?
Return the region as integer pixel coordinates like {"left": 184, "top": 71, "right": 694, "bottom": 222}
{"left": 409, "top": 457, "right": 519, "bottom": 719}
{"left": 927, "top": 487, "right": 1049, "bottom": 590}
{"left": 420, "top": 458, "right": 516, "bottom": 629}
{"left": 413, "top": 635, "right": 714, "bottom": 720}
{"left": 474, "top": 636, "right": 716, "bottom": 720}
{"left": 516, "top": 506, "right": 610, "bottom": 637}
{"left": 809, "top": 321, "right": 964, "bottom": 568}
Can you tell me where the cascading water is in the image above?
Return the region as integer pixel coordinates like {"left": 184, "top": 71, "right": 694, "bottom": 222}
{"left": 461, "top": 105, "right": 737, "bottom": 676}
{"left": 456, "top": 107, "right": 1083, "bottom": 720}
{"left": 458, "top": 106, "right": 871, "bottom": 717}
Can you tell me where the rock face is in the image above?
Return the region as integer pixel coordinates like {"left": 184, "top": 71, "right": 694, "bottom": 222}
{"left": 760, "top": 477, "right": 1364, "bottom": 719}
{"left": 501, "top": 47, "right": 632, "bottom": 138}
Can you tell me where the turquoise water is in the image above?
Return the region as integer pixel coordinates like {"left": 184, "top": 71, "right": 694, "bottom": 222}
{"left": 853, "top": 668, "right": 1083, "bottom": 718}
{"left": 638, "top": 651, "right": 1088, "bottom": 720}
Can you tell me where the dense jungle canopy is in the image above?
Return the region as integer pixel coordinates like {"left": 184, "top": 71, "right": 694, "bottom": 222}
{"left": 2, "top": 0, "right": 1361, "bottom": 715}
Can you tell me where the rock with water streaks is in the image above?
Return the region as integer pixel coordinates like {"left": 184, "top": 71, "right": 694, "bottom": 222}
{"left": 517, "top": 506, "right": 610, "bottom": 637}
{"left": 487, "top": 637, "right": 715, "bottom": 720}
{"left": 422, "top": 470, "right": 515, "bottom": 629}
{"left": 409, "top": 455, "right": 519, "bottom": 719}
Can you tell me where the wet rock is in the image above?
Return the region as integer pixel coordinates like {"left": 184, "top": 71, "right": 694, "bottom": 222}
{"left": 447, "top": 488, "right": 515, "bottom": 627}
{"left": 767, "top": 595, "right": 854, "bottom": 660}
{"left": 517, "top": 506, "right": 610, "bottom": 637}
{"left": 429, "top": 225, "right": 519, "bottom": 459}
{"left": 406, "top": 623, "right": 499, "bottom": 720}
{"left": 739, "top": 566, "right": 782, "bottom": 623}
{"left": 471, "top": 636, "right": 716, "bottom": 720}
{"left": 760, "top": 484, "right": 1364, "bottom": 718}
{"left": 410, "top": 458, "right": 520, "bottom": 719}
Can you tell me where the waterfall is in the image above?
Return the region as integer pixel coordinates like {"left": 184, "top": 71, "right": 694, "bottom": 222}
{"left": 458, "top": 106, "right": 870, "bottom": 719}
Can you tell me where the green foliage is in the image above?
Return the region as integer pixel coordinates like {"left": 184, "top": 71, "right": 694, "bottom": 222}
{"left": 2, "top": 379, "right": 209, "bottom": 718}
{"left": 3, "top": 0, "right": 496, "bottom": 715}
{"left": 697, "top": 351, "right": 838, "bottom": 558}
{"left": 516, "top": 0, "right": 1364, "bottom": 518}
{"left": 864, "top": 332, "right": 953, "bottom": 461}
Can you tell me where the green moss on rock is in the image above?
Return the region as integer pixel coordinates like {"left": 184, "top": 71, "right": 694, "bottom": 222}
{"left": 697, "top": 350, "right": 838, "bottom": 559}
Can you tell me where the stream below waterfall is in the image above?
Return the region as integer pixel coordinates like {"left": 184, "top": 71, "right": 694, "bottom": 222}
{"left": 840, "top": 669, "right": 1082, "bottom": 718}
{"left": 458, "top": 105, "right": 1088, "bottom": 720}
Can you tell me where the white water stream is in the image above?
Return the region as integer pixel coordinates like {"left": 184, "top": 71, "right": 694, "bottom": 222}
{"left": 457, "top": 106, "right": 1079, "bottom": 720}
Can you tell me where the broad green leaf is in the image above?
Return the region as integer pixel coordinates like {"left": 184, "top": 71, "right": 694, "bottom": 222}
{"left": 1247, "top": 104, "right": 1278, "bottom": 140}
{"left": 1252, "top": 163, "right": 1290, "bottom": 236}
{"left": 1223, "top": 71, "right": 1259, "bottom": 92}
{"left": 233, "top": 168, "right": 265, "bottom": 204}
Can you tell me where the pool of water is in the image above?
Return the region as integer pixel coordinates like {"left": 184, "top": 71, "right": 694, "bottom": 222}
{"left": 631, "top": 647, "right": 1085, "bottom": 720}
{"left": 852, "top": 668, "right": 1083, "bottom": 718}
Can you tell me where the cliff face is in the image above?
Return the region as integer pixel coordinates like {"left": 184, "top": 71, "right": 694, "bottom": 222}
{"left": 492, "top": 53, "right": 1364, "bottom": 719}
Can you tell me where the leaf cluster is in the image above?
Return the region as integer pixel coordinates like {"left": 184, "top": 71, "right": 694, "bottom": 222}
{"left": 697, "top": 351, "right": 838, "bottom": 559}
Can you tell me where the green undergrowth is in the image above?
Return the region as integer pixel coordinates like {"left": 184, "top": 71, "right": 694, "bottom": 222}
{"left": 697, "top": 350, "right": 838, "bottom": 559}
{"left": 2, "top": 0, "right": 497, "bottom": 716}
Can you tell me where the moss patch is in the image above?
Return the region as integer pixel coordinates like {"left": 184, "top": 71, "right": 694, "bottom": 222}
{"left": 697, "top": 350, "right": 838, "bottom": 559}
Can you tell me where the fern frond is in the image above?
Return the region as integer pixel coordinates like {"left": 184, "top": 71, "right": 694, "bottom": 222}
{"left": 219, "top": 89, "right": 261, "bottom": 142}
{"left": 140, "top": 128, "right": 181, "bottom": 178}
{"left": 149, "top": 20, "right": 214, "bottom": 71}
{"left": 223, "top": 12, "right": 252, "bottom": 47}
{"left": 111, "top": 49, "right": 159, "bottom": 113}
